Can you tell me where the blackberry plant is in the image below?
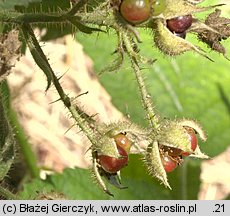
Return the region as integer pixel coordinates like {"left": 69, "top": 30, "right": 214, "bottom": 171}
{"left": 0, "top": 0, "right": 230, "bottom": 198}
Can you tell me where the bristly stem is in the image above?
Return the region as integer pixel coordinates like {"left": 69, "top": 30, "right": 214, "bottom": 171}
{"left": 122, "top": 34, "right": 159, "bottom": 130}
{"left": 0, "top": 186, "right": 18, "bottom": 200}
{"left": 1, "top": 80, "right": 40, "bottom": 178}
{"left": 0, "top": 2, "right": 114, "bottom": 27}
{"left": 9, "top": 109, "right": 40, "bottom": 178}
{"left": 131, "top": 58, "right": 160, "bottom": 129}
{"left": 68, "top": 0, "right": 88, "bottom": 16}
{"left": 0, "top": 12, "right": 66, "bottom": 24}
{"left": 21, "top": 23, "right": 98, "bottom": 146}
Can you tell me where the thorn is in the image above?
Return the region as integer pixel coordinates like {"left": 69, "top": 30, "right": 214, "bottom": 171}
{"left": 64, "top": 123, "right": 76, "bottom": 135}
{"left": 85, "top": 146, "right": 93, "bottom": 155}
{"left": 49, "top": 98, "right": 62, "bottom": 104}
{"left": 205, "top": 55, "right": 214, "bottom": 62}
{"left": 224, "top": 54, "right": 230, "bottom": 61}
{"left": 105, "top": 190, "right": 114, "bottom": 197}
{"left": 76, "top": 91, "right": 89, "bottom": 98}
{"left": 76, "top": 128, "right": 84, "bottom": 134}
{"left": 57, "top": 69, "right": 69, "bottom": 81}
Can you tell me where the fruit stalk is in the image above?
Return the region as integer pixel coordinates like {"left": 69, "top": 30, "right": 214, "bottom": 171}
{"left": 121, "top": 33, "right": 159, "bottom": 129}
{"left": 131, "top": 57, "right": 159, "bottom": 129}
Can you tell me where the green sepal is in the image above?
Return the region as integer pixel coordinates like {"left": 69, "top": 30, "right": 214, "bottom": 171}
{"left": 144, "top": 140, "right": 171, "bottom": 188}
{"left": 97, "top": 120, "right": 149, "bottom": 154}
{"left": 162, "top": 0, "right": 222, "bottom": 19}
{"left": 153, "top": 19, "right": 212, "bottom": 60}
{"left": 95, "top": 135, "right": 120, "bottom": 158}
{"left": 156, "top": 119, "right": 192, "bottom": 153}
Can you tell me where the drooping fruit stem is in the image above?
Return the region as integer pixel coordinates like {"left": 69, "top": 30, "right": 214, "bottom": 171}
{"left": 122, "top": 33, "right": 159, "bottom": 129}
{"left": 130, "top": 58, "right": 159, "bottom": 129}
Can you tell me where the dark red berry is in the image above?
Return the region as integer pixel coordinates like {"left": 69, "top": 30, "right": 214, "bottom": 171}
{"left": 98, "top": 145, "right": 128, "bottom": 173}
{"left": 160, "top": 154, "right": 178, "bottom": 172}
{"left": 114, "top": 133, "right": 132, "bottom": 153}
{"left": 120, "top": 0, "right": 151, "bottom": 24}
{"left": 167, "top": 15, "right": 193, "bottom": 33}
{"left": 182, "top": 127, "right": 198, "bottom": 156}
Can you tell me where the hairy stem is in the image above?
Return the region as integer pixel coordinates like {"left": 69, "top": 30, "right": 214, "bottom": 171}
{"left": 0, "top": 3, "right": 114, "bottom": 27}
{"left": 122, "top": 34, "right": 159, "bottom": 129}
{"left": 0, "top": 82, "right": 16, "bottom": 182}
{"left": 131, "top": 59, "right": 159, "bottom": 128}
{"left": 0, "top": 186, "right": 18, "bottom": 200}
{"left": 1, "top": 80, "right": 40, "bottom": 178}
{"left": 9, "top": 109, "right": 40, "bottom": 178}
{"left": 0, "top": 12, "right": 66, "bottom": 24}
{"left": 68, "top": 0, "right": 88, "bottom": 16}
{"left": 21, "top": 23, "right": 98, "bottom": 146}
{"left": 0, "top": 93, "right": 9, "bottom": 149}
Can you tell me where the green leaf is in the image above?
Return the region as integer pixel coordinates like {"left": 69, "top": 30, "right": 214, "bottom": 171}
{"left": 19, "top": 178, "right": 54, "bottom": 199}
{"left": 19, "top": 168, "right": 109, "bottom": 199}
{"left": 19, "top": 155, "right": 174, "bottom": 199}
